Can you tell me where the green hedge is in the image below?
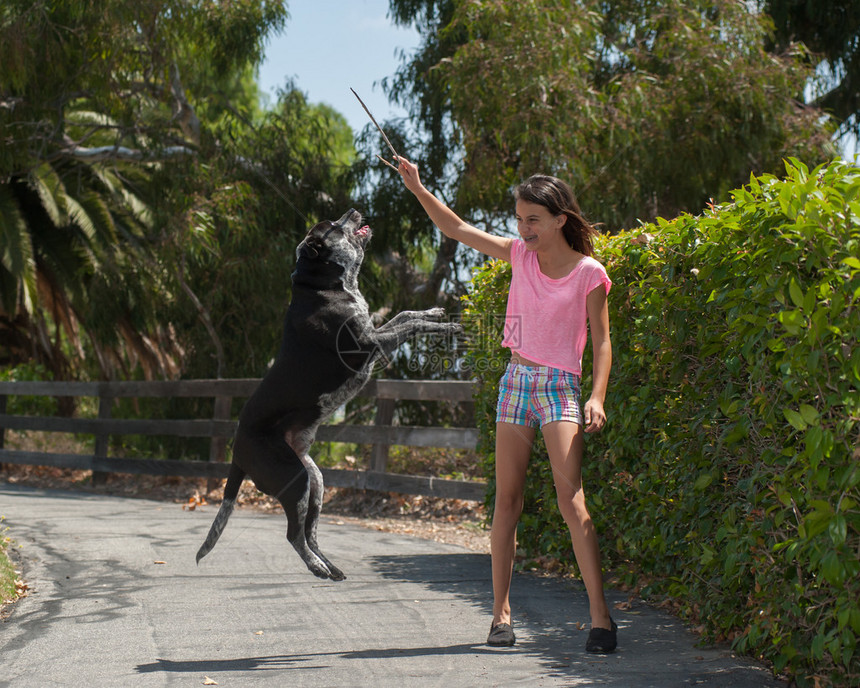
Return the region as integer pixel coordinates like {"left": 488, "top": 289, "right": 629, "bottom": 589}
{"left": 462, "top": 159, "right": 859, "bottom": 686}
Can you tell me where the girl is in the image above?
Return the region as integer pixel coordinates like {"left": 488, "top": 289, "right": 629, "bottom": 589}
{"left": 397, "top": 158, "right": 617, "bottom": 654}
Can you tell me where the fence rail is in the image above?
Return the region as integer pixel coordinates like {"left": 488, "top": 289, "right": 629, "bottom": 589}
{"left": 0, "top": 378, "right": 485, "bottom": 501}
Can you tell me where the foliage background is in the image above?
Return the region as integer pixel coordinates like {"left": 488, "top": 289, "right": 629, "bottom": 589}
{"left": 463, "top": 159, "right": 860, "bottom": 686}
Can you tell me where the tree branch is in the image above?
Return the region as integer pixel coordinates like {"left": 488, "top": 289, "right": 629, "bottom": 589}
{"left": 57, "top": 143, "right": 196, "bottom": 162}
{"left": 170, "top": 63, "right": 201, "bottom": 146}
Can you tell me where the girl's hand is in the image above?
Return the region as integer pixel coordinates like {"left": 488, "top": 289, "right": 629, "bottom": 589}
{"left": 397, "top": 157, "right": 425, "bottom": 195}
{"left": 583, "top": 398, "right": 606, "bottom": 433}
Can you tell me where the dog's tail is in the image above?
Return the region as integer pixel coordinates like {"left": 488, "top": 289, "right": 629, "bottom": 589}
{"left": 196, "top": 463, "right": 246, "bottom": 564}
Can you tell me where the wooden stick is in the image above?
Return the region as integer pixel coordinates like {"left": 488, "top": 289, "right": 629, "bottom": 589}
{"left": 351, "top": 87, "right": 400, "bottom": 165}
{"left": 376, "top": 154, "right": 399, "bottom": 171}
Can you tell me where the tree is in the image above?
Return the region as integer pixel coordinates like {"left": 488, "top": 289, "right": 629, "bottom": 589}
{"left": 0, "top": 0, "right": 298, "bottom": 379}
{"left": 0, "top": 134, "right": 182, "bottom": 380}
{"left": 0, "top": 0, "right": 286, "bottom": 174}
{"left": 382, "top": 0, "right": 835, "bottom": 234}
{"left": 765, "top": 0, "right": 860, "bottom": 141}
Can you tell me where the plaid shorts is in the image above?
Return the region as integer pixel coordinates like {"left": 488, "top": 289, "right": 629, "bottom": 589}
{"left": 495, "top": 363, "right": 583, "bottom": 428}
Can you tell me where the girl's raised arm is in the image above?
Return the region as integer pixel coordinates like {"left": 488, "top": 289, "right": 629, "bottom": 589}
{"left": 398, "top": 158, "right": 512, "bottom": 262}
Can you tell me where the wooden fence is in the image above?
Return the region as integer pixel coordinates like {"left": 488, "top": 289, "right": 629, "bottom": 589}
{"left": 0, "top": 379, "right": 485, "bottom": 501}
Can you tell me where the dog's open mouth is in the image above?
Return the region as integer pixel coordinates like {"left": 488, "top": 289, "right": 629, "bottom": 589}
{"left": 355, "top": 225, "right": 371, "bottom": 240}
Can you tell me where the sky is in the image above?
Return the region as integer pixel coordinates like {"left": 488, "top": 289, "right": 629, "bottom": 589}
{"left": 257, "top": 0, "right": 421, "bottom": 133}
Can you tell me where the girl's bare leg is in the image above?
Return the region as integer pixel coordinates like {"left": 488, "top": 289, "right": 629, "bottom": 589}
{"left": 542, "top": 420, "right": 612, "bottom": 630}
{"left": 491, "top": 422, "right": 535, "bottom": 625}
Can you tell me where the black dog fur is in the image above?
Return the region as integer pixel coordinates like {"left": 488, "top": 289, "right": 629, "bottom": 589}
{"left": 196, "top": 209, "right": 461, "bottom": 580}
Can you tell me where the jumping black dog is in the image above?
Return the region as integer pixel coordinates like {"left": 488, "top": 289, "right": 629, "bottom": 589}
{"left": 196, "top": 209, "right": 461, "bottom": 580}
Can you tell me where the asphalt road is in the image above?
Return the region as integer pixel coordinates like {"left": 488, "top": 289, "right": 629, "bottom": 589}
{"left": 0, "top": 484, "right": 784, "bottom": 687}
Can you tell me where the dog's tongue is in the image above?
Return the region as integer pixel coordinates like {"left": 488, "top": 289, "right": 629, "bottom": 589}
{"left": 356, "top": 225, "right": 370, "bottom": 238}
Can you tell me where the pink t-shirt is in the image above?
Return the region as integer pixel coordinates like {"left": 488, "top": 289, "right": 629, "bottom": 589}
{"left": 501, "top": 239, "right": 611, "bottom": 375}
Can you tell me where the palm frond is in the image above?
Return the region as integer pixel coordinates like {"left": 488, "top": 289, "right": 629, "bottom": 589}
{"left": 74, "top": 190, "right": 119, "bottom": 258}
{"left": 93, "top": 164, "right": 153, "bottom": 234}
{"left": 0, "top": 183, "right": 36, "bottom": 314}
{"left": 28, "top": 162, "right": 69, "bottom": 228}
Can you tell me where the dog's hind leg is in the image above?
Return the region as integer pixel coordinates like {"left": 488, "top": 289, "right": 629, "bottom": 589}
{"left": 233, "top": 422, "right": 339, "bottom": 580}
{"left": 301, "top": 454, "right": 345, "bottom": 581}
{"left": 277, "top": 478, "right": 339, "bottom": 581}
{"left": 258, "top": 446, "right": 338, "bottom": 581}
{"left": 279, "top": 428, "right": 345, "bottom": 581}
{"left": 196, "top": 463, "right": 246, "bottom": 563}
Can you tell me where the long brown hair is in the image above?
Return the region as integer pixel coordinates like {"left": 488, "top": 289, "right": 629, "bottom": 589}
{"left": 514, "top": 175, "right": 597, "bottom": 256}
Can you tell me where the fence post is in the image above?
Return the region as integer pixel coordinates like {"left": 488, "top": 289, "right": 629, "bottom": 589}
{"left": 207, "top": 395, "right": 232, "bottom": 493}
{"left": 92, "top": 388, "right": 113, "bottom": 486}
{"left": 369, "top": 397, "right": 395, "bottom": 473}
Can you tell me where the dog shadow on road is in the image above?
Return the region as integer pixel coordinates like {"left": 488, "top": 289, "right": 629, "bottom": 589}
{"left": 135, "top": 642, "right": 496, "bottom": 676}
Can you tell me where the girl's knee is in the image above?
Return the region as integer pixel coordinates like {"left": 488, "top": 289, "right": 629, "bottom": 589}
{"left": 554, "top": 479, "right": 583, "bottom": 505}
{"left": 493, "top": 491, "right": 524, "bottom": 520}
{"left": 556, "top": 487, "right": 590, "bottom": 522}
